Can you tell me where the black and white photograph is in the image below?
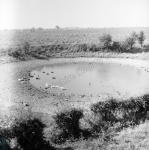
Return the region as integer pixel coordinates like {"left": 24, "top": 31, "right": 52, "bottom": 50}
{"left": 0, "top": 0, "right": 149, "bottom": 149}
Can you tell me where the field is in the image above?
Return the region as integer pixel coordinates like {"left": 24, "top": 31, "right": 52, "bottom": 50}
{"left": 0, "top": 27, "right": 149, "bottom": 50}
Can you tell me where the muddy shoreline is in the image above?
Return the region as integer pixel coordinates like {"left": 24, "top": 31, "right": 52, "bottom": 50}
{"left": 0, "top": 57, "right": 149, "bottom": 117}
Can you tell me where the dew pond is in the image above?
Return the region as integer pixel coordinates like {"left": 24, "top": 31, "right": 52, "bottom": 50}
{"left": 30, "top": 62, "right": 149, "bottom": 97}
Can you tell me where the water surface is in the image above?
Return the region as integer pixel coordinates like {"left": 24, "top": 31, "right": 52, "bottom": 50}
{"left": 30, "top": 63, "right": 149, "bottom": 96}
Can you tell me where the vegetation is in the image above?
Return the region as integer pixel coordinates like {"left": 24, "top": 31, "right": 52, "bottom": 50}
{"left": 3, "top": 29, "right": 148, "bottom": 62}
{"left": 90, "top": 95, "right": 149, "bottom": 133}
{"left": 0, "top": 118, "right": 57, "bottom": 150}
{"left": 23, "top": 42, "right": 30, "bottom": 54}
{"left": 0, "top": 93, "right": 149, "bottom": 149}
{"left": 11, "top": 118, "right": 51, "bottom": 150}
{"left": 56, "top": 26, "right": 60, "bottom": 29}
{"left": 99, "top": 34, "right": 112, "bottom": 49}
{"left": 51, "top": 94, "right": 149, "bottom": 149}
{"left": 138, "top": 31, "right": 146, "bottom": 47}
{"left": 111, "top": 41, "right": 122, "bottom": 52}
{"left": 8, "top": 49, "right": 25, "bottom": 60}
{"left": 125, "top": 32, "right": 138, "bottom": 49}
{"left": 0, "top": 129, "right": 11, "bottom": 150}
{"left": 51, "top": 108, "right": 91, "bottom": 144}
{"left": 107, "top": 121, "right": 149, "bottom": 150}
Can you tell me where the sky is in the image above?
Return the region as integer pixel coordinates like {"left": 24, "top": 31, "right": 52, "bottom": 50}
{"left": 0, "top": 0, "right": 149, "bottom": 29}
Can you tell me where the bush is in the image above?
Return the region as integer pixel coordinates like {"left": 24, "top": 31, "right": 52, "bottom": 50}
{"left": 30, "top": 27, "right": 36, "bottom": 32}
{"left": 111, "top": 41, "right": 122, "bottom": 52}
{"left": 89, "top": 44, "right": 101, "bottom": 52}
{"left": 120, "top": 40, "right": 130, "bottom": 52}
{"left": 23, "top": 42, "right": 30, "bottom": 54}
{"left": 138, "top": 31, "right": 146, "bottom": 47}
{"left": 0, "top": 129, "right": 12, "bottom": 150}
{"left": 53, "top": 108, "right": 84, "bottom": 143}
{"left": 126, "top": 32, "right": 138, "bottom": 49}
{"left": 99, "top": 34, "right": 112, "bottom": 50}
{"left": 8, "top": 51, "right": 22, "bottom": 58}
{"left": 79, "top": 44, "right": 88, "bottom": 52}
{"left": 8, "top": 49, "right": 25, "bottom": 60}
{"left": 11, "top": 118, "right": 55, "bottom": 150}
{"left": 90, "top": 96, "right": 149, "bottom": 134}
{"left": 91, "top": 99, "right": 119, "bottom": 125}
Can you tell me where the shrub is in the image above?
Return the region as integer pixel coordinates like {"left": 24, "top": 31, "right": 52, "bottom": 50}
{"left": 111, "top": 41, "right": 121, "bottom": 52}
{"left": 138, "top": 31, "right": 146, "bottom": 47}
{"left": 23, "top": 42, "right": 30, "bottom": 54}
{"left": 89, "top": 44, "right": 101, "bottom": 52}
{"left": 79, "top": 44, "right": 88, "bottom": 52}
{"left": 126, "top": 32, "right": 138, "bottom": 49}
{"left": 0, "top": 129, "right": 12, "bottom": 150}
{"left": 11, "top": 118, "right": 55, "bottom": 150}
{"left": 55, "top": 25, "right": 60, "bottom": 29}
{"left": 8, "top": 50, "right": 22, "bottom": 58}
{"left": 99, "top": 34, "right": 112, "bottom": 50}
{"left": 30, "top": 27, "right": 36, "bottom": 32}
{"left": 38, "top": 27, "right": 44, "bottom": 31}
{"left": 53, "top": 108, "right": 83, "bottom": 143}
{"left": 8, "top": 49, "right": 25, "bottom": 60}
{"left": 120, "top": 40, "right": 130, "bottom": 52}
{"left": 91, "top": 99, "right": 119, "bottom": 125}
{"left": 90, "top": 96, "right": 149, "bottom": 134}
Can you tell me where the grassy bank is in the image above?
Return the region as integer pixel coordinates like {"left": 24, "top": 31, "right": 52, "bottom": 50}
{"left": 0, "top": 42, "right": 148, "bottom": 64}
{"left": 1, "top": 93, "right": 149, "bottom": 149}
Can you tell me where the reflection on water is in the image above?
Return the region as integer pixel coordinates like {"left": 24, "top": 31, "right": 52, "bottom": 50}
{"left": 30, "top": 63, "right": 149, "bottom": 96}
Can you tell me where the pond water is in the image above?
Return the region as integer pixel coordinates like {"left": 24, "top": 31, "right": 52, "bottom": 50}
{"left": 30, "top": 62, "right": 149, "bottom": 96}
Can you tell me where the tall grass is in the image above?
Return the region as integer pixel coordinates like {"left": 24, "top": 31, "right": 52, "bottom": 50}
{"left": 48, "top": 94, "right": 149, "bottom": 145}
{"left": 0, "top": 94, "right": 149, "bottom": 149}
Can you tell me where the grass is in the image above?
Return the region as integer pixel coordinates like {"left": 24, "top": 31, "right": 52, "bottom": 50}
{"left": 2, "top": 43, "right": 149, "bottom": 64}
{"left": 24, "top": 94, "right": 149, "bottom": 149}
{"left": 0, "top": 28, "right": 149, "bottom": 49}
{"left": 0, "top": 89, "right": 149, "bottom": 149}
{"left": 0, "top": 27, "right": 149, "bottom": 63}
{"left": 107, "top": 121, "right": 149, "bottom": 150}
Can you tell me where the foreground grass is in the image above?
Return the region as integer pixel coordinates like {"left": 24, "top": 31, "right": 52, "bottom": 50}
{"left": 0, "top": 86, "right": 149, "bottom": 150}
{"left": 107, "top": 121, "right": 149, "bottom": 150}
{"left": 39, "top": 94, "right": 149, "bottom": 149}
{"left": 72, "top": 121, "right": 149, "bottom": 150}
{"left": 1, "top": 93, "right": 149, "bottom": 149}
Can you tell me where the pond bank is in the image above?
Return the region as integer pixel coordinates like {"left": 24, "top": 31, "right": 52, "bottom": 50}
{"left": 0, "top": 57, "right": 149, "bottom": 118}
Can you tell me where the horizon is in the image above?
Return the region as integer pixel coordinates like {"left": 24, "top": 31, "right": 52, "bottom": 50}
{"left": 1, "top": 26, "right": 149, "bottom": 31}
{"left": 0, "top": 0, "right": 149, "bottom": 30}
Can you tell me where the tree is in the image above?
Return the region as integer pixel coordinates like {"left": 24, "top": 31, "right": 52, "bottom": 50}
{"left": 111, "top": 41, "right": 121, "bottom": 52}
{"left": 55, "top": 25, "right": 60, "bottom": 29}
{"left": 38, "top": 27, "right": 44, "bottom": 30}
{"left": 11, "top": 118, "right": 56, "bottom": 150}
{"left": 30, "top": 27, "right": 36, "bottom": 32}
{"left": 99, "top": 34, "right": 112, "bottom": 49}
{"left": 126, "top": 32, "right": 138, "bottom": 49}
{"left": 23, "top": 42, "right": 30, "bottom": 54}
{"left": 138, "top": 31, "right": 146, "bottom": 47}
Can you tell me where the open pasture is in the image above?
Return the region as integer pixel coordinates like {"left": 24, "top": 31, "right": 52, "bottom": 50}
{"left": 0, "top": 27, "right": 149, "bottom": 49}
